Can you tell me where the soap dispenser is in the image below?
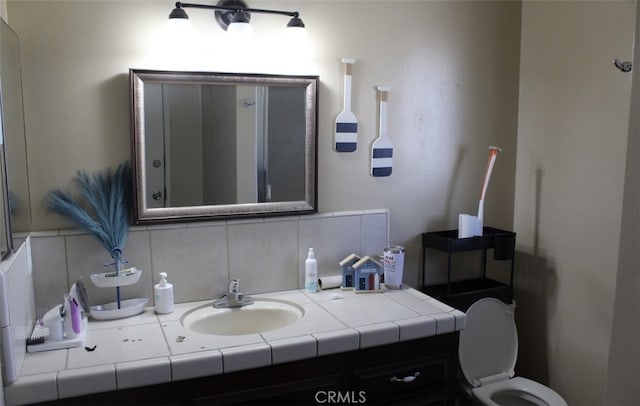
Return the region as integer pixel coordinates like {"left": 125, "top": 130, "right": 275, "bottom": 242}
{"left": 305, "top": 248, "right": 318, "bottom": 292}
{"left": 154, "top": 272, "right": 174, "bottom": 314}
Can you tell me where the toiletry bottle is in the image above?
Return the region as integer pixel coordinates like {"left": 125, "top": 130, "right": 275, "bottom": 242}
{"left": 305, "top": 248, "right": 318, "bottom": 292}
{"left": 154, "top": 272, "right": 174, "bottom": 314}
{"left": 63, "top": 294, "right": 80, "bottom": 338}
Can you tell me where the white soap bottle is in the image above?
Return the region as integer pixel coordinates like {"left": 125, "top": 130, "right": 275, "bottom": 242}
{"left": 305, "top": 248, "right": 318, "bottom": 292}
{"left": 154, "top": 272, "right": 174, "bottom": 314}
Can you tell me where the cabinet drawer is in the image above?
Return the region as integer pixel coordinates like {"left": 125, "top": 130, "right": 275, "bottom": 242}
{"left": 353, "top": 354, "right": 449, "bottom": 403}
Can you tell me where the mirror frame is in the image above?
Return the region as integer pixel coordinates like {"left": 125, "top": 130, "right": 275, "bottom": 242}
{"left": 129, "top": 69, "right": 318, "bottom": 224}
{"left": 0, "top": 17, "right": 30, "bottom": 254}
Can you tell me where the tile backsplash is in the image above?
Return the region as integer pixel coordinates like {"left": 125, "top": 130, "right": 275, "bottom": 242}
{"left": 0, "top": 238, "right": 35, "bottom": 385}
{"left": 29, "top": 210, "right": 389, "bottom": 312}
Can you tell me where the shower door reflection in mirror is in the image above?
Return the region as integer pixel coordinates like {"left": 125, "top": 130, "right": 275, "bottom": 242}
{"left": 144, "top": 82, "right": 306, "bottom": 207}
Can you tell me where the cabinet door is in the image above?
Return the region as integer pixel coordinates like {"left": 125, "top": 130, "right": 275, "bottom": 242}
{"left": 353, "top": 355, "right": 450, "bottom": 404}
{"left": 192, "top": 374, "right": 342, "bottom": 405}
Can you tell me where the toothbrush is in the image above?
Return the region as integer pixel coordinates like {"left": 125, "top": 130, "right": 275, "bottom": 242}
{"left": 477, "top": 146, "right": 502, "bottom": 228}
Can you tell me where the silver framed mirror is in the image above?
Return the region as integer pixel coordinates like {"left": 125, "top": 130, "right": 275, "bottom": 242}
{"left": 130, "top": 69, "right": 318, "bottom": 224}
{"left": 0, "top": 17, "right": 30, "bottom": 254}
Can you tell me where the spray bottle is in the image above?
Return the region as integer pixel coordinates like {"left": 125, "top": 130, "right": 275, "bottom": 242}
{"left": 305, "top": 248, "right": 318, "bottom": 292}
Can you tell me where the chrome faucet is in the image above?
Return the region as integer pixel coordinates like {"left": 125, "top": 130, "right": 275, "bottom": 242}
{"left": 213, "top": 279, "right": 254, "bottom": 308}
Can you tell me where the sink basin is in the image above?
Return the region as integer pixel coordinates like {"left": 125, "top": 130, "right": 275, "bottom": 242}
{"left": 181, "top": 298, "right": 304, "bottom": 336}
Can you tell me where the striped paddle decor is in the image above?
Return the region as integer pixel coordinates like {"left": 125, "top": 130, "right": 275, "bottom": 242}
{"left": 335, "top": 58, "right": 358, "bottom": 152}
{"left": 371, "top": 86, "right": 393, "bottom": 177}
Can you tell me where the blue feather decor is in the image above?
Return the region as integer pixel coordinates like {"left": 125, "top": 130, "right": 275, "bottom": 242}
{"left": 45, "top": 161, "right": 132, "bottom": 308}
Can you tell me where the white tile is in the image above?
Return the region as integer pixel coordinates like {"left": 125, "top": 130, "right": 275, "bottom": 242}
{"left": 452, "top": 310, "right": 466, "bottom": 330}
{"left": 359, "top": 209, "right": 389, "bottom": 216}
{"left": 313, "top": 328, "right": 359, "bottom": 356}
{"left": 58, "top": 228, "right": 88, "bottom": 236}
{"left": 4, "top": 372, "right": 58, "bottom": 405}
{"left": 330, "top": 210, "right": 364, "bottom": 217}
{"left": 405, "top": 287, "right": 432, "bottom": 301}
{"left": 298, "top": 215, "right": 362, "bottom": 288}
{"left": 128, "top": 225, "right": 148, "bottom": 232}
{"left": 147, "top": 222, "right": 189, "bottom": 230}
{"left": 4, "top": 245, "right": 34, "bottom": 382}
{"left": 186, "top": 219, "right": 228, "bottom": 228}
{"left": 170, "top": 350, "right": 223, "bottom": 381}
{"left": 269, "top": 335, "right": 317, "bottom": 365}
{"left": 318, "top": 294, "right": 419, "bottom": 327}
{"left": 29, "top": 235, "right": 68, "bottom": 311}
{"left": 306, "top": 211, "right": 336, "bottom": 220}
{"left": 260, "top": 302, "right": 346, "bottom": 341}
{"left": 116, "top": 357, "right": 171, "bottom": 389}
{"left": 264, "top": 214, "right": 302, "bottom": 223}
{"left": 29, "top": 231, "right": 61, "bottom": 238}
{"left": 356, "top": 322, "right": 399, "bottom": 348}
{"left": 221, "top": 343, "right": 271, "bottom": 373}
{"left": 425, "top": 297, "right": 455, "bottom": 313}
{"left": 160, "top": 320, "right": 263, "bottom": 355}
{"left": 395, "top": 316, "right": 437, "bottom": 341}
{"left": 226, "top": 217, "right": 265, "bottom": 225}
{"left": 150, "top": 224, "right": 229, "bottom": 303}
{"left": 254, "top": 289, "right": 313, "bottom": 305}
{"left": 156, "top": 299, "right": 212, "bottom": 322}
{"left": 433, "top": 313, "right": 456, "bottom": 334}
{"left": 388, "top": 292, "right": 451, "bottom": 316}
{"left": 228, "top": 221, "right": 298, "bottom": 293}
{"left": 58, "top": 364, "right": 116, "bottom": 399}
{"left": 120, "top": 230, "right": 154, "bottom": 302}
{"left": 67, "top": 323, "right": 169, "bottom": 368}
{"left": 19, "top": 350, "right": 67, "bottom": 375}
{"left": 302, "top": 287, "right": 358, "bottom": 302}
{"left": 87, "top": 309, "right": 158, "bottom": 330}
{"left": 360, "top": 211, "right": 389, "bottom": 255}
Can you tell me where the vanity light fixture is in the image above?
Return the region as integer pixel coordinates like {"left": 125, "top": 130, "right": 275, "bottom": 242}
{"left": 168, "top": 0, "right": 306, "bottom": 38}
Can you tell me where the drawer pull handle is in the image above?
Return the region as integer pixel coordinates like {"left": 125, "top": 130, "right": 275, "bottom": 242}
{"left": 390, "top": 372, "right": 420, "bottom": 383}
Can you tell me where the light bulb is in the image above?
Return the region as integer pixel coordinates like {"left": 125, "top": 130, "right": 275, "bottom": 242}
{"left": 285, "top": 26, "right": 309, "bottom": 50}
{"left": 227, "top": 21, "right": 254, "bottom": 41}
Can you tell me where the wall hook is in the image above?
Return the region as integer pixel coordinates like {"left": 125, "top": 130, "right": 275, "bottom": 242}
{"left": 613, "top": 58, "right": 632, "bottom": 72}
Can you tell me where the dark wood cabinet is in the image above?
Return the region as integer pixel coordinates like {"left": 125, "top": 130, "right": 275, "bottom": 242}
{"left": 42, "top": 332, "right": 459, "bottom": 405}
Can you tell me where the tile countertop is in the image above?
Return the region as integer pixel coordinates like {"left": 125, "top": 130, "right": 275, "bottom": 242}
{"left": 5, "top": 287, "right": 466, "bottom": 405}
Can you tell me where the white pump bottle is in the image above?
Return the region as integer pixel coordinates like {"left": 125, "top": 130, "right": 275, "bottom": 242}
{"left": 154, "top": 272, "right": 174, "bottom": 314}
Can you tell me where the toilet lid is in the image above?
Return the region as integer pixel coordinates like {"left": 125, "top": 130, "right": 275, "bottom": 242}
{"left": 458, "top": 298, "right": 518, "bottom": 387}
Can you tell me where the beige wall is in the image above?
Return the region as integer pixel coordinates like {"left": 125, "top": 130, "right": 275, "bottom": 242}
{"left": 7, "top": 0, "right": 521, "bottom": 289}
{"left": 606, "top": 2, "right": 640, "bottom": 404}
{"left": 515, "top": 1, "right": 635, "bottom": 405}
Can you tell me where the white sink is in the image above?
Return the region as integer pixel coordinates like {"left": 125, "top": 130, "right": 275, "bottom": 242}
{"left": 181, "top": 298, "right": 304, "bottom": 336}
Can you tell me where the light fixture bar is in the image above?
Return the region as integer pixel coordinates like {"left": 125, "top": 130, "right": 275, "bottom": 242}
{"left": 169, "top": 0, "right": 307, "bottom": 45}
{"left": 173, "top": 1, "right": 302, "bottom": 21}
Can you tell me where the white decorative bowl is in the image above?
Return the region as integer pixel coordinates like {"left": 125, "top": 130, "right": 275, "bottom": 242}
{"left": 90, "top": 298, "right": 149, "bottom": 320}
{"left": 90, "top": 268, "right": 142, "bottom": 288}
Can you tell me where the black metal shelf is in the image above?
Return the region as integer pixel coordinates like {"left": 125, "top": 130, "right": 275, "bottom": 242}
{"left": 420, "top": 227, "right": 515, "bottom": 311}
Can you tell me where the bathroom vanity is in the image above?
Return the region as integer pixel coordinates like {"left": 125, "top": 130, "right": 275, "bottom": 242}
{"left": 43, "top": 333, "right": 458, "bottom": 405}
{"left": 5, "top": 287, "right": 464, "bottom": 405}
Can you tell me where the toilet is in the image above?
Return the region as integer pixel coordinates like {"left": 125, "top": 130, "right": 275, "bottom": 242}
{"left": 458, "top": 298, "right": 567, "bottom": 406}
